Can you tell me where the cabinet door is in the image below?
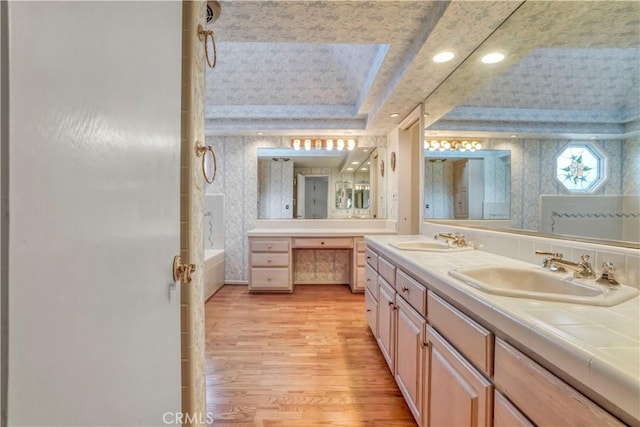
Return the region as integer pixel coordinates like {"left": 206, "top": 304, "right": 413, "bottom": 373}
{"left": 427, "top": 326, "right": 492, "bottom": 427}
{"left": 395, "top": 297, "right": 425, "bottom": 424}
{"left": 377, "top": 278, "right": 396, "bottom": 373}
{"left": 365, "top": 288, "right": 378, "bottom": 336}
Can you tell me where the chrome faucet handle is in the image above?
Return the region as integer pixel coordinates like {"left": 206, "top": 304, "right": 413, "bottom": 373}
{"left": 597, "top": 262, "right": 619, "bottom": 286}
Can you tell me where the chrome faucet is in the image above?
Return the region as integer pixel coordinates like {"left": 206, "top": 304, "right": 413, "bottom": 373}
{"left": 535, "top": 251, "right": 596, "bottom": 279}
{"left": 434, "top": 233, "right": 467, "bottom": 247}
{"left": 596, "top": 262, "right": 620, "bottom": 286}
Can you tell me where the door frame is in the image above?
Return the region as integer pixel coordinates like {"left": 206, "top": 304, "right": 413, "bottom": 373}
{"left": 0, "top": 1, "right": 9, "bottom": 424}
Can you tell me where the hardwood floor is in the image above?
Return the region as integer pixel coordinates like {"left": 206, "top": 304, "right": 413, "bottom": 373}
{"left": 205, "top": 284, "right": 418, "bottom": 427}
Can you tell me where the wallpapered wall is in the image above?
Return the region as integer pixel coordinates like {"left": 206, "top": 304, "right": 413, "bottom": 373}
{"left": 205, "top": 135, "right": 385, "bottom": 282}
{"left": 424, "top": 150, "right": 511, "bottom": 219}
{"left": 486, "top": 138, "right": 639, "bottom": 231}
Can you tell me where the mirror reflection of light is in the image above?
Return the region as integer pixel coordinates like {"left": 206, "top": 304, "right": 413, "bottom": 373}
{"left": 304, "top": 139, "right": 311, "bottom": 151}
{"left": 433, "top": 51, "right": 455, "bottom": 63}
{"left": 293, "top": 139, "right": 301, "bottom": 150}
{"left": 326, "top": 139, "right": 334, "bottom": 150}
{"left": 481, "top": 52, "right": 505, "bottom": 64}
{"left": 347, "top": 139, "right": 356, "bottom": 151}
{"left": 337, "top": 139, "right": 345, "bottom": 151}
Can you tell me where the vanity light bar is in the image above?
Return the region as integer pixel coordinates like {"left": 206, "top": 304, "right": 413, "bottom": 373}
{"left": 424, "top": 139, "right": 483, "bottom": 152}
{"left": 291, "top": 138, "right": 357, "bottom": 151}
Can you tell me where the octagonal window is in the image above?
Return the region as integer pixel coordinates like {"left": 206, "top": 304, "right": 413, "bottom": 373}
{"left": 555, "top": 143, "right": 607, "bottom": 193}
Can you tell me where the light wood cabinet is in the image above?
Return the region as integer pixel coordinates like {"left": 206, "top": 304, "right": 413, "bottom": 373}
{"left": 365, "top": 288, "right": 378, "bottom": 336}
{"left": 428, "top": 292, "right": 493, "bottom": 376}
{"left": 352, "top": 237, "right": 366, "bottom": 293}
{"left": 365, "top": 243, "right": 627, "bottom": 427}
{"left": 248, "top": 237, "right": 292, "bottom": 292}
{"left": 377, "top": 276, "right": 396, "bottom": 373}
{"left": 494, "top": 390, "right": 533, "bottom": 427}
{"left": 427, "top": 325, "right": 493, "bottom": 427}
{"left": 494, "top": 339, "right": 624, "bottom": 427}
{"left": 395, "top": 295, "right": 425, "bottom": 424}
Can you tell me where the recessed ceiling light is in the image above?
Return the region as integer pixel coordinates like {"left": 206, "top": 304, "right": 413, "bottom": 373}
{"left": 590, "top": 136, "right": 597, "bottom": 139}
{"left": 363, "top": 149, "right": 369, "bottom": 152}
{"left": 351, "top": 161, "right": 359, "bottom": 165}
{"left": 257, "top": 132, "right": 264, "bottom": 135}
{"left": 433, "top": 51, "right": 455, "bottom": 63}
{"left": 390, "top": 113, "right": 400, "bottom": 118}
{"left": 360, "top": 168, "right": 368, "bottom": 171}
{"left": 510, "top": 134, "right": 517, "bottom": 138}
{"left": 347, "top": 167, "right": 354, "bottom": 171}
{"left": 481, "top": 52, "right": 505, "bottom": 64}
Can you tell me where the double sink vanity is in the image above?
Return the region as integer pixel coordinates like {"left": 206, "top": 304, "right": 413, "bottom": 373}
{"left": 245, "top": 222, "right": 639, "bottom": 426}
{"left": 364, "top": 234, "right": 638, "bottom": 427}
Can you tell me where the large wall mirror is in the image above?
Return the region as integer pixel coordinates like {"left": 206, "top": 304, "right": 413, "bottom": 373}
{"left": 422, "top": 1, "right": 639, "bottom": 246}
{"left": 257, "top": 146, "right": 382, "bottom": 219}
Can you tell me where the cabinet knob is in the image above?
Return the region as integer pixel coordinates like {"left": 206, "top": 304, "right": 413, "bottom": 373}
{"left": 268, "top": 244, "right": 272, "bottom": 249}
{"left": 267, "top": 276, "right": 272, "bottom": 281}
{"left": 366, "top": 309, "right": 371, "bottom": 312}
{"left": 367, "top": 256, "right": 371, "bottom": 260}
{"left": 267, "top": 259, "right": 272, "bottom": 263}
{"left": 388, "top": 301, "right": 394, "bottom": 306}
{"left": 321, "top": 241, "right": 325, "bottom": 245}
{"left": 402, "top": 287, "right": 409, "bottom": 292}
{"left": 366, "top": 279, "right": 370, "bottom": 283}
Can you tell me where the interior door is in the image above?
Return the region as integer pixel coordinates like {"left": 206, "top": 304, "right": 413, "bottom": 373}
{"left": 7, "top": 2, "right": 182, "bottom": 425}
{"left": 296, "top": 173, "right": 306, "bottom": 218}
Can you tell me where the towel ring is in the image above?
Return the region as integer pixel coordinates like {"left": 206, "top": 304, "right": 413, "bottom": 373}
{"left": 196, "top": 142, "right": 217, "bottom": 184}
{"left": 197, "top": 24, "right": 217, "bottom": 69}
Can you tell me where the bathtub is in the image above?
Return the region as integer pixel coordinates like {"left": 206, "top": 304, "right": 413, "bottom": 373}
{"left": 204, "top": 249, "right": 225, "bottom": 300}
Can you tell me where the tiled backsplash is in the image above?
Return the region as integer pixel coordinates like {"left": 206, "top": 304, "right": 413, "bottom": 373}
{"left": 422, "top": 222, "right": 640, "bottom": 288}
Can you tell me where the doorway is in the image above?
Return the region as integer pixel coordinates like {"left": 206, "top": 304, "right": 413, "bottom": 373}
{"left": 304, "top": 176, "right": 329, "bottom": 219}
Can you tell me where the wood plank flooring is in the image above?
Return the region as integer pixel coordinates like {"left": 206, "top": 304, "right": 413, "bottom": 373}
{"left": 205, "top": 284, "right": 418, "bottom": 427}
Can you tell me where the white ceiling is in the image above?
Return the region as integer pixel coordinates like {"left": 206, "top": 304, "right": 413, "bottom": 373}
{"left": 205, "top": 1, "right": 640, "bottom": 139}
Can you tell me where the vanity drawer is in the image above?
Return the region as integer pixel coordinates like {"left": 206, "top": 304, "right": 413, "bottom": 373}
{"left": 365, "top": 247, "right": 378, "bottom": 271}
{"left": 250, "top": 268, "right": 290, "bottom": 289}
{"left": 365, "top": 264, "right": 378, "bottom": 299}
{"left": 356, "top": 252, "right": 365, "bottom": 267}
{"left": 250, "top": 253, "right": 289, "bottom": 267}
{"left": 395, "top": 269, "right": 426, "bottom": 316}
{"left": 378, "top": 256, "right": 396, "bottom": 288}
{"left": 293, "top": 237, "right": 354, "bottom": 249}
{"left": 250, "top": 239, "right": 290, "bottom": 252}
{"left": 494, "top": 339, "right": 623, "bottom": 426}
{"left": 427, "top": 291, "right": 494, "bottom": 376}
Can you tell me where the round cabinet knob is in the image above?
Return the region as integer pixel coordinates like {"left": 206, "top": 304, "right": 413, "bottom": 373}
{"left": 321, "top": 241, "right": 325, "bottom": 245}
{"left": 402, "top": 287, "right": 409, "bottom": 292}
{"left": 267, "top": 244, "right": 272, "bottom": 249}
{"left": 366, "top": 309, "right": 371, "bottom": 312}
{"left": 267, "top": 259, "right": 272, "bottom": 263}
{"left": 388, "top": 301, "right": 394, "bottom": 306}
{"left": 267, "top": 276, "right": 272, "bottom": 281}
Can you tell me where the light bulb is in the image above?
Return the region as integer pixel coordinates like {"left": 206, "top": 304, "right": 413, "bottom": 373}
{"left": 337, "top": 139, "right": 345, "bottom": 151}
{"left": 293, "top": 139, "right": 301, "bottom": 150}
{"left": 304, "top": 139, "right": 311, "bottom": 151}
{"left": 326, "top": 139, "right": 334, "bottom": 150}
{"left": 315, "top": 139, "right": 322, "bottom": 150}
{"left": 347, "top": 139, "right": 356, "bottom": 151}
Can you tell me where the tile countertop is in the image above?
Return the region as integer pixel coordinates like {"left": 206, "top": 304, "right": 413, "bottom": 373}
{"left": 247, "top": 228, "right": 397, "bottom": 237}
{"left": 365, "top": 234, "right": 640, "bottom": 425}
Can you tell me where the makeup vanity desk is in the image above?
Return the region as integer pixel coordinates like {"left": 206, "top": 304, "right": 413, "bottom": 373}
{"left": 247, "top": 225, "right": 396, "bottom": 293}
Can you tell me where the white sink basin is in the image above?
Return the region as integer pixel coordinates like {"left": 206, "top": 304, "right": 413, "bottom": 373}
{"left": 448, "top": 266, "right": 639, "bottom": 306}
{"left": 389, "top": 241, "right": 474, "bottom": 252}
